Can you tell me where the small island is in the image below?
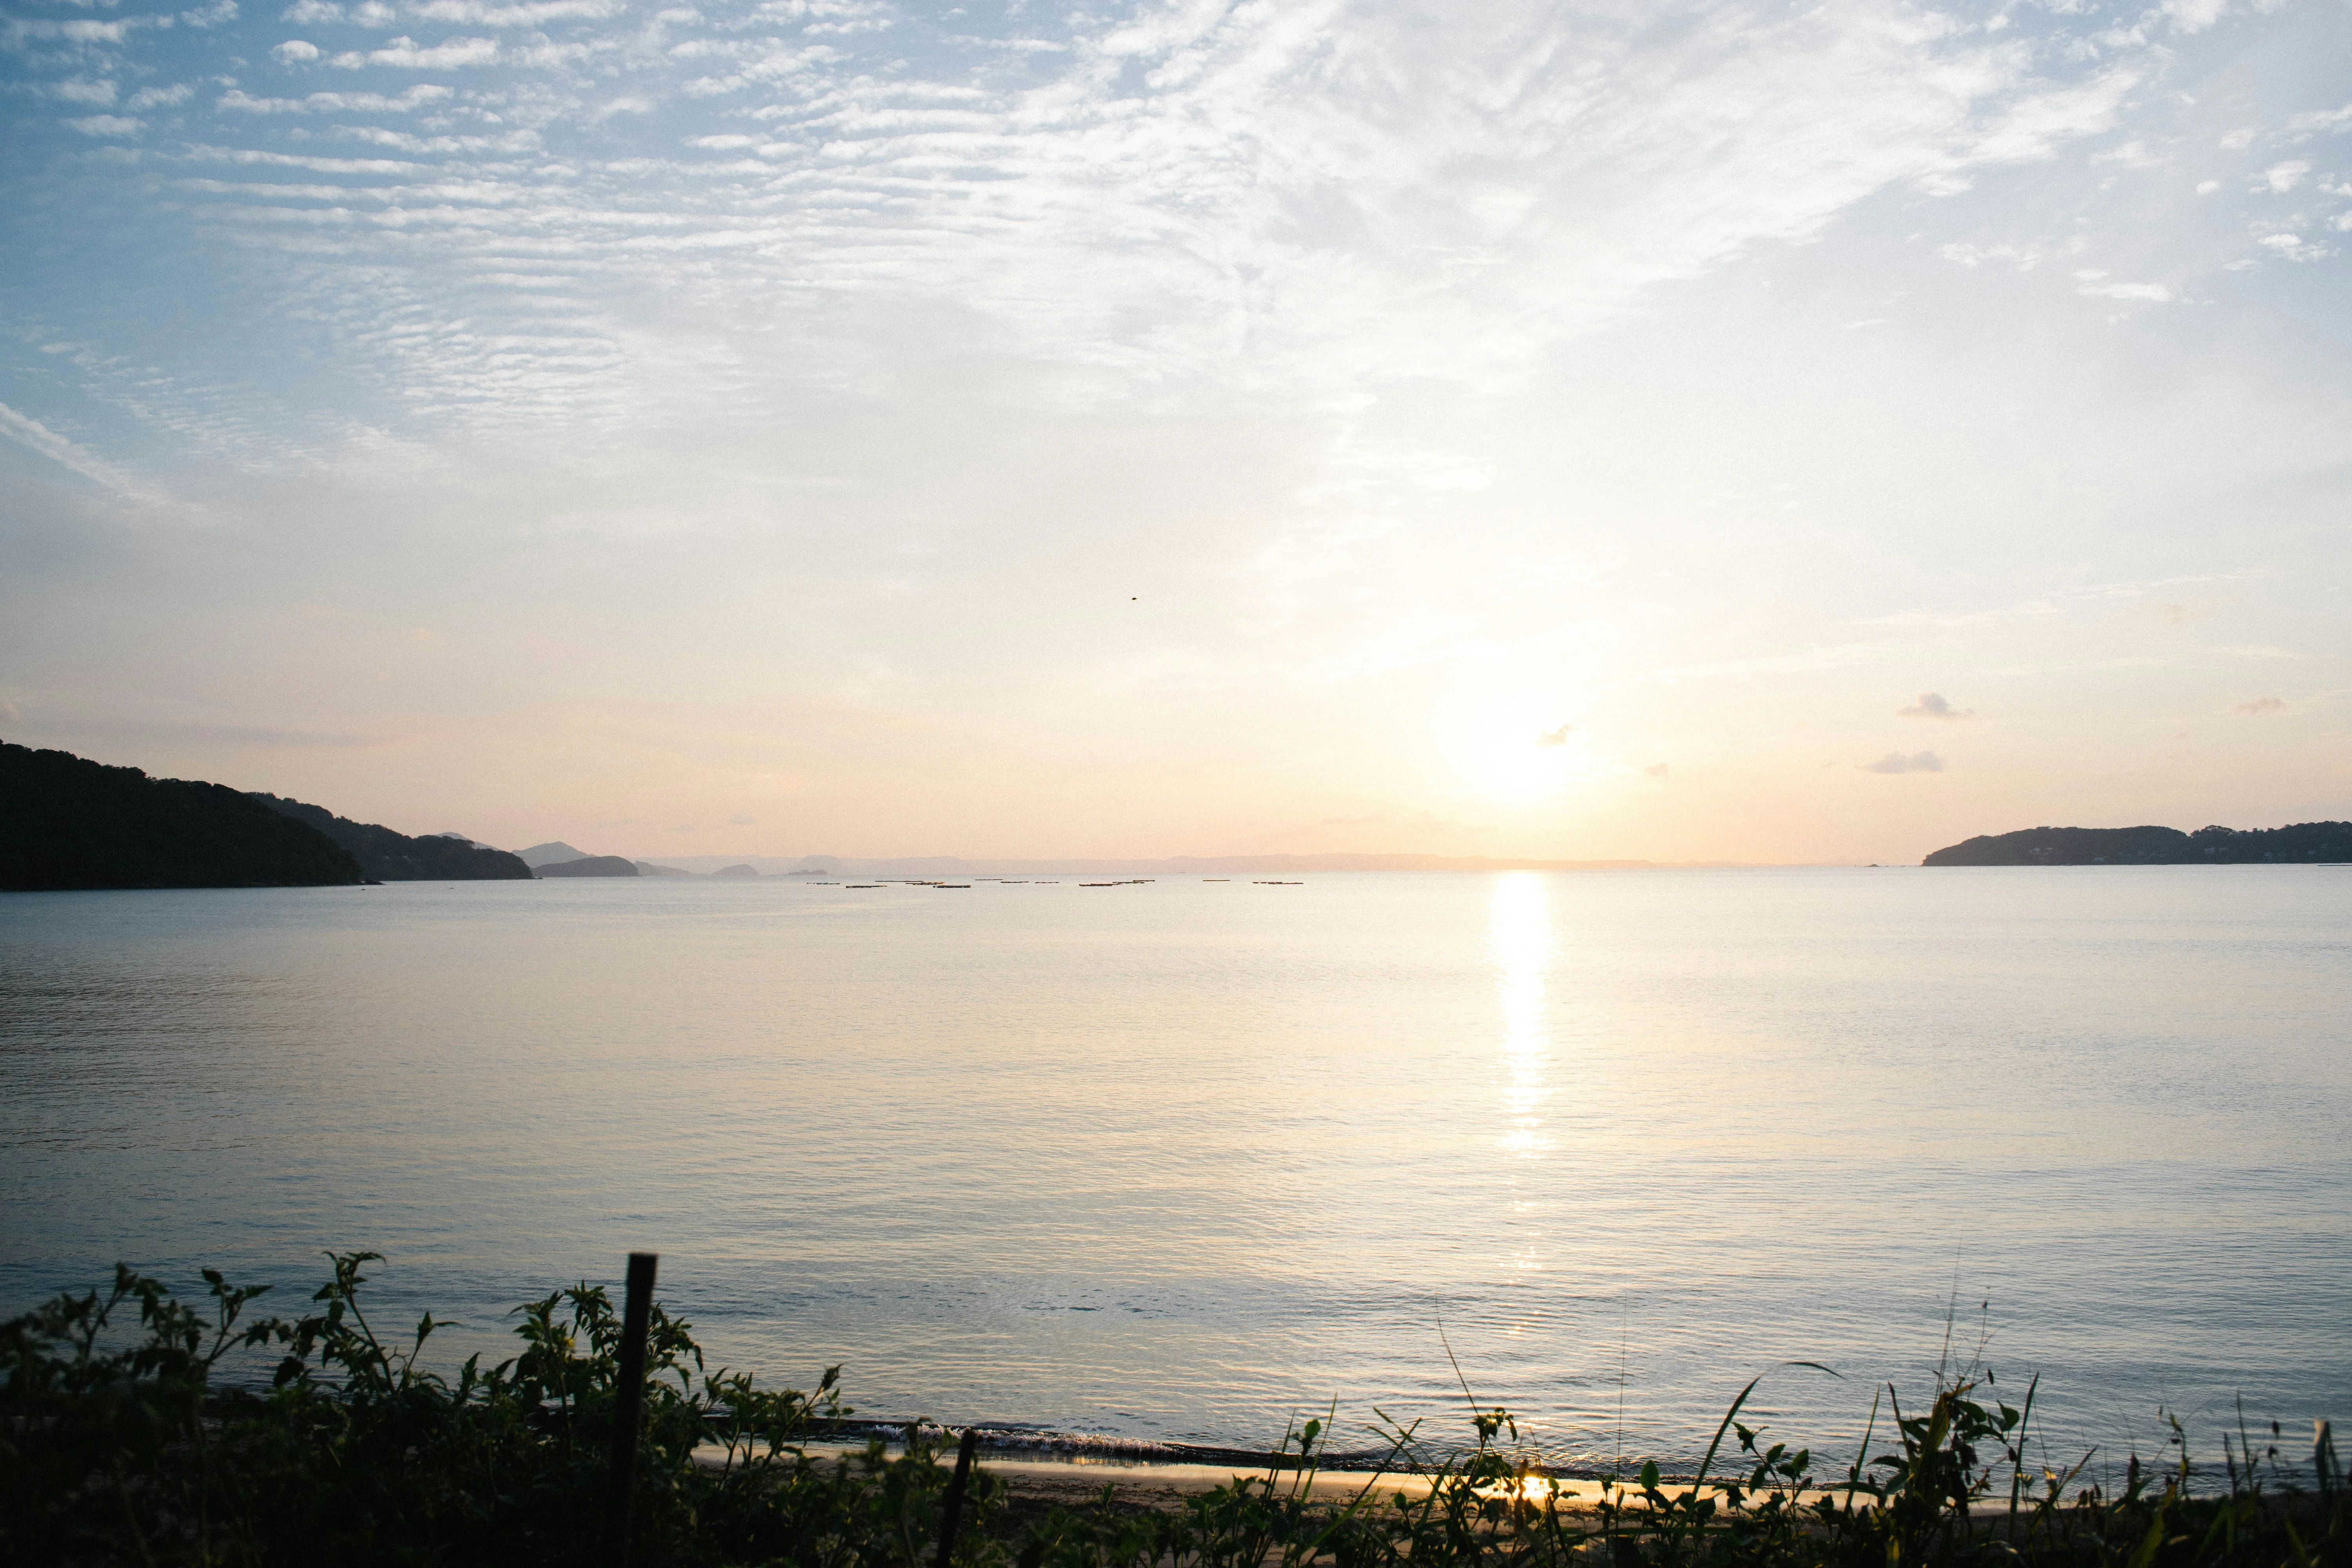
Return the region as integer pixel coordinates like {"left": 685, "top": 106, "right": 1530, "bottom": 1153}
{"left": 534, "top": 854, "right": 642, "bottom": 878}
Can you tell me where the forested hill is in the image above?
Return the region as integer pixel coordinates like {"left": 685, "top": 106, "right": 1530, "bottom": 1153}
{"left": 1924, "top": 822, "right": 2352, "bottom": 866}
{"left": 252, "top": 795, "right": 532, "bottom": 881}
{"left": 0, "top": 741, "right": 364, "bottom": 891}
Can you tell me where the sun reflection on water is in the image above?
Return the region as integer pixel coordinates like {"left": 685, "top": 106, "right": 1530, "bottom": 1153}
{"left": 1490, "top": 872, "right": 1553, "bottom": 1164}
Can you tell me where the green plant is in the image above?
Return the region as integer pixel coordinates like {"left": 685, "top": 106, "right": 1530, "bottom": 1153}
{"left": 4, "top": 1257, "right": 2344, "bottom": 1568}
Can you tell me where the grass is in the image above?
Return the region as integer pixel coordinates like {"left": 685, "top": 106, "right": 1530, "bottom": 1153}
{"left": 3, "top": 1254, "right": 2343, "bottom": 1567}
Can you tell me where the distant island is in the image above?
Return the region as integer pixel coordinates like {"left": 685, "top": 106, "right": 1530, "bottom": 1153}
{"left": 1924, "top": 821, "right": 2352, "bottom": 866}
{"left": 535, "top": 855, "right": 641, "bottom": 878}
{"left": 633, "top": 851, "right": 1750, "bottom": 877}
{"left": 2, "top": 740, "right": 364, "bottom": 891}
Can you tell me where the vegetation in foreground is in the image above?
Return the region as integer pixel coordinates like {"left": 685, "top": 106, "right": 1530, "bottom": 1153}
{"left": 3, "top": 1256, "right": 2343, "bottom": 1567}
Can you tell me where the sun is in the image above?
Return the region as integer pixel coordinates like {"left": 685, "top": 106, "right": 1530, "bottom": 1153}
{"left": 1453, "top": 700, "right": 1581, "bottom": 802}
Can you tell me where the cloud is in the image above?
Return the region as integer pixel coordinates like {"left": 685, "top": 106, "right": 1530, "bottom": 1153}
{"left": 2159, "top": 0, "right": 2230, "bottom": 33}
{"left": 54, "top": 77, "right": 118, "bottom": 104}
{"left": 3, "top": 0, "right": 2178, "bottom": 474}
{"left": 1535, "top": 724, "right": 1571, "bottom": 747}
{"left": 2232, "top": 696, "right": 2287, "bottom": 715}
{"left": 125, "top": 83, "right": 191, "bottom": 108}
{"left": 0, "top": 400, "right": 152, "bottom": 498}
{"left": 278, "top": 0, "right": 396, "bottom": 20}
{"left": 1860, "top": 751, "right": 1945, "bottom": 774}
{"left": 4, "top": 0, "right": 2323, "bottom": 537}
{"left": 2, "top": 16, "right": 143, "bottom": 44}
{"left": 726, "top": 811, "right": 755, "bottom": 825}
{"left": 2257, "top": 232, "right": 2332, "bottom": 263}
{"left": 219, "top": 83, "right": 450, "bottom": 111}
{"left": 2259, "top": 160, "right": 2310, "bottom": 192}
{"left": 180, "top": 0, "right": 238, "bottom": 27}
{"left": 409, "top": 0, "right": 623, "bottom": 24}
{"left": 146, "top": 0, "right": 2149, "bottom": 437}
{"left": 2285, "top": 101, "right": 2352, "bottom": 138}
{"left": 1898, "top": 692, "right": 1973, "bottom": 719}
{"left": 328, "top": 34, "right": 497, "bottom": 68}
{"left": 2076, "top": 279, "right": 2174, "bottom": 302}
{"left": 64, "top": 114, "right": 143, "bottom": 136}
{"left": 181, "top": 142, "right": 427, "bottom": 171}
{"left": 1642, "top": 763, "right": 1669, "bottom": 780}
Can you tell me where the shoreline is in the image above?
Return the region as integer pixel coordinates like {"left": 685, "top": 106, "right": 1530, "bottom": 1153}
{"left": 717, "top": 1440, "right": 1857, "bottom": 1513}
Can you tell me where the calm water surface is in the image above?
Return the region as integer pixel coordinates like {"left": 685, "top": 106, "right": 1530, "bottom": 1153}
{"left": 3, "top": 869, "right": 2347, "bottom": 1474}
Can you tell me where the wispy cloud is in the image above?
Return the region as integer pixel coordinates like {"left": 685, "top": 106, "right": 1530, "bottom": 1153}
{"left": 327, "top": 33, "right": 497, "bottom": 68}
{"left": 1860, "top": 751, "right": 1944, "bottom": 774}
{"left": 0, "top": 400, "right": 150, "bottom": 497}
{"left": 219, "top": 83, "right": 450, "bottom": 111}
{"left": 1898, "top": 693, "right": 1973, "bottom": 720}
{"left": 4, "top": 0, "right": 2179, "bottom": 461}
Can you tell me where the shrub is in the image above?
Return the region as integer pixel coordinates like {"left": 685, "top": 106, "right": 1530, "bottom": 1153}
{"left": 3, "top": 1257, "right": 2343, "bottom": 1568}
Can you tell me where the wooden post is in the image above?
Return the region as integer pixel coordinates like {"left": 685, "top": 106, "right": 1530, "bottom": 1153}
{"left": 609, "top": 1252, "right": 659, "bottom": 1567}
{"left": 934, "top": 1428, "right": 980, "bottom": 1568}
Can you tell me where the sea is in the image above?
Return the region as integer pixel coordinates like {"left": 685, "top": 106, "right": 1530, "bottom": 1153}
{"left": 3, "top": 867, "right": 2347, "bottom": 1480}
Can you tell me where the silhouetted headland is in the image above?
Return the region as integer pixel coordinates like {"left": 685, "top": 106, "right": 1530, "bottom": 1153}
{"left": 1924, "top": 821, "right": 2352, "bottom": 866}
{"left": 1, "top": 740, "right": 363, "bottom": 891}
{"left": 0, "top": 740, "right": 541, "bottom": 891}
{"left": 252, "top": 793, "right": 532, "bottom": 881}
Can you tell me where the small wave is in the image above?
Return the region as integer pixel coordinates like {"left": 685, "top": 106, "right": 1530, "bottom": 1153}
{"left": 822, "top": 1419, "right": 1398, "bottom": 1471}
{"left": 808, "top": 1420, "right": 1745, "bottom": 1482}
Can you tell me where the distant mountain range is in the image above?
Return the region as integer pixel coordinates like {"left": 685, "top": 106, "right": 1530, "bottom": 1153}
{"left": 1924, "top": 822, "right": 2352, "bottom": 866}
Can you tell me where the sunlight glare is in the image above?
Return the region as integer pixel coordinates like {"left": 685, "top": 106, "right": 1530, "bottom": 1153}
{"left": 1490, "top": 872, "right": 1554, "bottom": 1164}
{"left": 1451, "top": 699, "right": 1586, "bottom": 803}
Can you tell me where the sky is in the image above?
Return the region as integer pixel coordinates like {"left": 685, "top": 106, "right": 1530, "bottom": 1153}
{"left": 3, "top": 0, "right": 2348, "bottom": 864}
